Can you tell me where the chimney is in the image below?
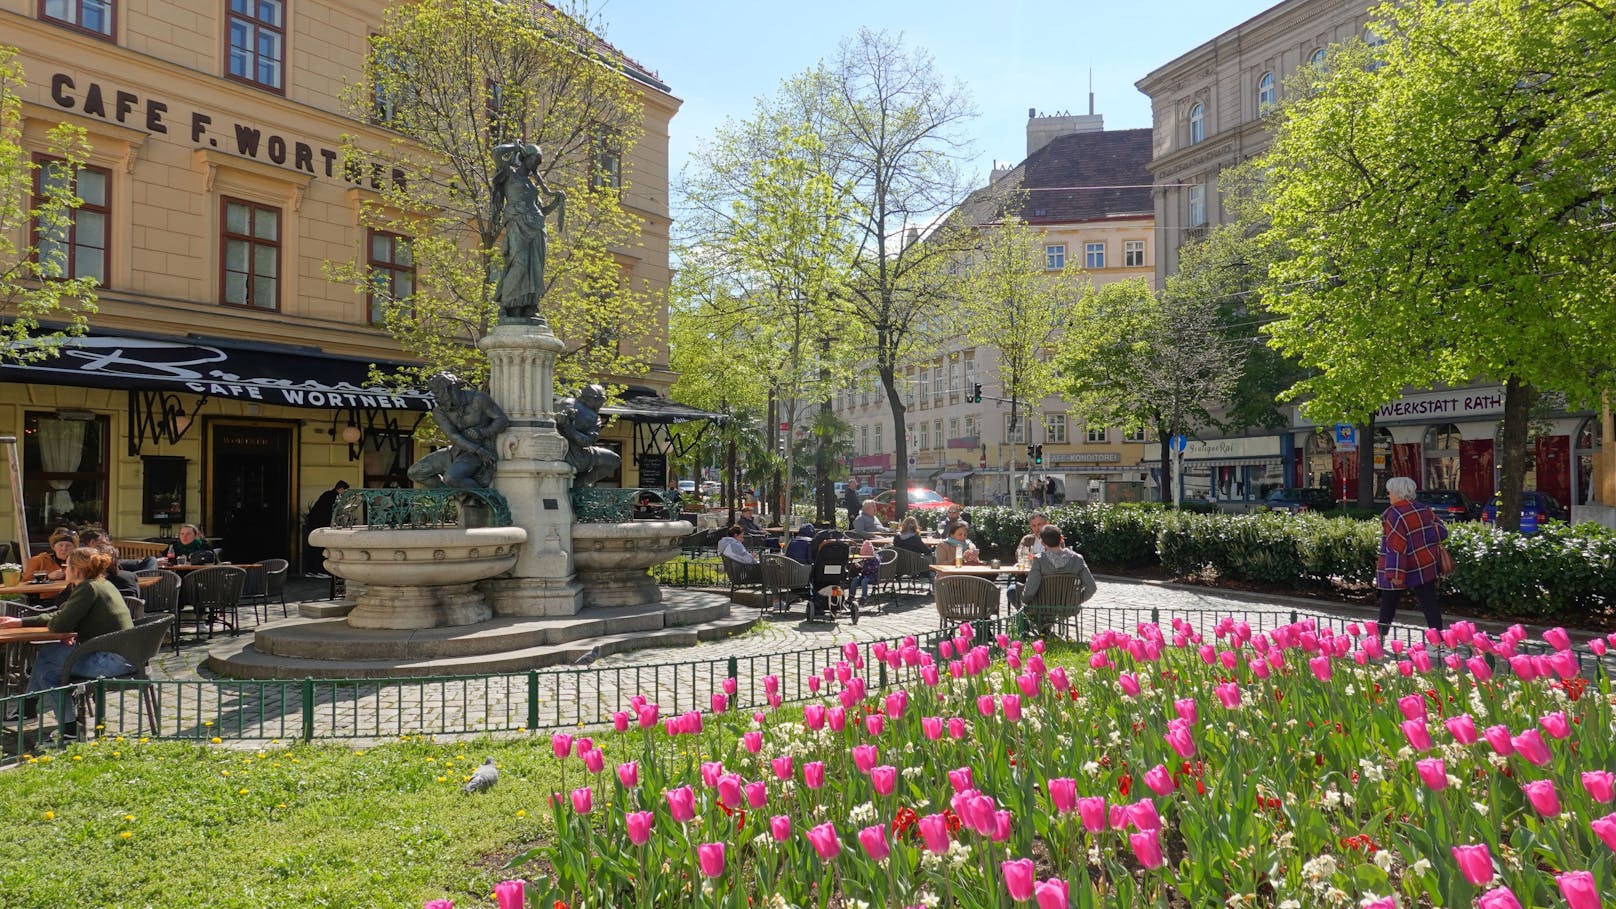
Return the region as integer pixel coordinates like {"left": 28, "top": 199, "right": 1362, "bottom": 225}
{"left": 1026, "top": 105, "right": 1104, "bottom": 156}
{"left": 904, "top": 226, "right": 920, "bottom": 248}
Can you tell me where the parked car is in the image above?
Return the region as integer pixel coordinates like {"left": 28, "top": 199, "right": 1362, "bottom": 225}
{"left": 871, "top": 487, "right": 955, "bottom": 522}
{"left": 855, "top": 486, "right": 879, "bottom": 500}
{"left": 1261, "top": 487, "right": 1338, "bottom": 514}
{"left": 1481, "top": 491, "right": 1566, "bottom": 530}
{"left": 699, "top": 480, "right": 721, "bottom": 496}
{"left": 677, "top": 480, "right": 696, "bottom": 495}
{"left": 1416, "top": 489, "right": 1480, "bottom": 522}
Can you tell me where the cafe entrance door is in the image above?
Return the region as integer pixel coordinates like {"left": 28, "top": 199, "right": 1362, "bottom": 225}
{"left": 208, "top": 422, "right": 295, "bottom": 562}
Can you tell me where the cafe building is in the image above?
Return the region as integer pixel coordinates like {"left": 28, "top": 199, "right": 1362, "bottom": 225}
{"left": 0, "top": 0, "right": 680, "bottom": 566}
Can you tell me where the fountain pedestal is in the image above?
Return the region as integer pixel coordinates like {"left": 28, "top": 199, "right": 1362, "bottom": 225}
{"left": 308, "top": 526, "right": 526, "bottom": 630}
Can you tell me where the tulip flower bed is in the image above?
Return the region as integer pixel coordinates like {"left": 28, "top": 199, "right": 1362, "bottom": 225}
{"left": 509, "top": 620, "right": 1616, "bottom": 909}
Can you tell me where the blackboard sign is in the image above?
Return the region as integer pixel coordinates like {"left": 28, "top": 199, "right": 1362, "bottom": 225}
{"left": 637, "top": 454, "right": 667, "bottom": 490}
{"left": 142, "top": 456, "right": 187, "bottom": 524}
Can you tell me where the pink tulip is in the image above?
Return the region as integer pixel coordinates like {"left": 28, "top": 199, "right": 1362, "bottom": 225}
{"left": 710, "top": 693, "right": 727, "bottom": 713}
{"left": 807, "top": 676, "right": 821, "bottom": 693}
{"left": 807, "top": 821, "right": 840, "bottom": 861}
{"left": 1583, "top": 771, "right": 1615, "bottom": 803}
{"left": 1549, "top": 650, "right": 1579, "bottom": 679}
{"left": 424, "top": 901, "right": 453, "bottom": 909}
{"left": 1214, "top": 683, "right": 1240, "bottom": 709}
{"left": 870, "top": 765, "right": 897, "bottom": 796}
{"left": 551, "top": 733, "right": 573, "bottom": 759}
{"left": 1001, "top": 695, "right": 1023, "bottom": 722}
{"left": 1049, "top": 667, "right": 1071, "bottom": 692}
{"left": 1118, "top": 672, "right": 1142, "bottom": 696}
{"left": 1130, "top": 829, "right": 1164, "bottom": 869}
{"left": 771, "top": 755, "right": 793, "bottom": 780}
{"left": 1476, "top": 887, "right": 1523, "bottom": 909}
{"left": 1164, "top": 723, "right": 1196, "bottom": 759}
{"left": 828, "top": 707, "right": 846, "bottom": 731}
{"left": 582, "top": 749, "right": 605, "bottom": 774}
{"left": 1307, "top": 655, "right": 1332, "bottom": 681}
{"left": 884, "top": 690, "right": 908, "bottom": 718}
{"left": 1220, "top": 650, "right": 1239, "bottom": 670}
{"left": 803, "top": 705, "right": 825, "bottom": 730}
{"left": 1543, "top": 626, "right": 1571, "bottom": 651}
{"left": 996, "top": 811, "right": 1019, "bottom": 844}
{"left": 947, "top": 717, "right": 967, "bottom": 739}
{"left": 1401, "top": 719, "right": 1432, "bottom": 752}
{"left": 856, "top": 823, "right": 890, "bottom": 861}
{"left": 1592, "top": 812, "right": 1616, "bottom": 851}
{"left": 575, "top": 737, "right": 593, "bottom": 755}
{"left": 1539, "top": 712, "right": 1571, "bottom": 740}
{"left": 1591, "top": 638, "right": 1608, "bottom": 656}
{"left": 1556, "top": 871, "right": 1599, "bottom": 909}
{"left": 864, "top": 714, "right": 885, "bottom": 736}
{"left": 1523, "top": 779, "right": 1561, "bottom": 816}
{"left": 852, "top": 744, "right": 879, "bottom": 773}
{"left": 948, "top": 767, "right": 974, "bottom": 793}
{"left": 617, "top": 761, "right": 639, "bottom": 787}
{"left": 568, "top": 787, "right": 592, "bottom": 814}
{"left": 742, "top": 731, "right": 763, "bottom": 753}
{"left": 1144, "top": 764, "right": 1176, "bottom": 795}
{"left": 612, "top": 711, "right": 629, "bottom": 732}
{"left": 977, "top": 694, "right": 996, "bottom": 717}
{"left": 1174, "top": 698, "right": 1197, "bottom": 724}
{"left": 919, "top": 813, "right": 951, "bottom": 853}
{"left": 1018, "top": 673, "right": 1041, "bottom": 697}
{"left": 1445, "top": 714, "right": 1478, "bottom": 745}
{"left": 1409, "top": 648, "right": 1432, "bottom": 672}
{"left": 1033, "top": 877, "right": 1068, "bottom": 909}
{"left": 1483, "top": 725, "right": 1516, "bottom": 756}
{"left": 697, "top": 842, "right": 725, "bottom": 877}
{"left": 1416, "top": 758, "right": 1447, "bottom": 790}
{"left": 769, "top": 814, "right": 792, "bottom": 841}
{"left": 803, "top": 761, "right": 825, "bottom": 790}
{"left": 1129, "top": 798, "right": 1161, "bottom": 831}
{"left": 717, "top": 774, "right": 745, "bottom": 809}
{"left": 1361, "top": 900, "right": 1394, "bottom": 909}
{"left": 762, "top": 674, "right": 778, "bottom": 694}
{"left": 1508, "top": 654, "right": 1537, "bottom": 680}
{"left": 1397, "top": 693, "right": 1426, "bottom": 721}
{"left": 666, "top": 785, "right": 696, "bottom": 822}
{"left": 1002, "top": 858, "right": 1036, "bottom": 901}
{"left": 494, "top": 881, "right": 523, "bottom": 909}
{"left": 1048, "top": 777, "right": 1078, "bottom": 812}
{"left": 1512, "top": 729, "right": 1552, "bottom": 766}
{"left": 921, "top": 716, "right": 943, "bottom": 740}
{"left": 1108, "top": 804, "right": 1128, "bottom": 830}
{"left": 1077, "top": 797, "right": 1106, "bottom": 833}
{"left": 1452, "top": 843, "right": 1494, "bottom": 886}
{"left": 625, "top": 810, "right": 654, "bottom": 845}
{"left": 745, "top": 781, "right": 767, "bottom": 809}
{"left": 700, "top": 761, "right": 724, "bottom": 787}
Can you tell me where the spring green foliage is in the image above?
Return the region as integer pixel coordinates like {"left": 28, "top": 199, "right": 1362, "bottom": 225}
{"left": 331, "top": 0, "right": 655, "bottom": 391}
{"left": 0, "top": 47, "right": 98, "bottom": 360}
{"left": 1254, "top": 0, "right": 1616, "bottom": 527}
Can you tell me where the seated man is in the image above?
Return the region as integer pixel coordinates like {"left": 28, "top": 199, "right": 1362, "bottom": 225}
{"left": 783, "top": 523, "right": 817, "bottom": 565}
{"left": 851, "top": 500, "right": 889, "bottom": 535}
{"left": 73, "top": 530, "right": 142, "bottom": 598}
{"left": 1008, "top": 524, "right": 1098, "bottom": 631}
{"left": 716, "top": 525, "right": 761, "bottom": 582}
{"left": 939, "top": 504, "right": 972, "bottom": 538}
{"left": 1016, "top": 512, "right": 1051, "bottom": 563}
{"left": 736, "top": 508, "right": 766, "bottom": 536}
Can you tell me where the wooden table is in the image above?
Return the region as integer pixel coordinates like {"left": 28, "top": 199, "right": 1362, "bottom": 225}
{"left": 930, "top": 564, "right": 1031, "bottom": 579}
{"left": 161, "top": 562, "right": 261, "bottom": 574}
{"left": 0, "top": 575, "right": 163, "bottom": 603}
{"left": 0, "top": 628, "right": 76, "bottom": 645}
{"left": 1, "top": 628, "right": 76, "bottom": 697}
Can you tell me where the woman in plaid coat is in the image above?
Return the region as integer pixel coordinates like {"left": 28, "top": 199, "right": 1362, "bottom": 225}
{"left": 1375, "top": 475, "right": 1449, "bottom": 634}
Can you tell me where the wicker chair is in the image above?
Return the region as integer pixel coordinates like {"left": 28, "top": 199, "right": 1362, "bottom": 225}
{"left": 63, "top": 615, "right": 172, "bottom": 735}
{"left": 178, "top": 566, "right": 247, "bottom": 642}
{"left": 892, "top": 548, "right": 934, "bottom": 594}
{"left": 760, "top": 554, "right": 812, "bottom": 616}
{"left": 933, "top": 575, "right": 1001, "bottom": 629}
{"left": 122, "top": 596, "right": 145, "bottom": 623}
{"left": 261, "top": 558, "right": 290, "bottom": 617}
{"left": 720, "top": 553, "right": 762, "bottom": 595}
{"left": 1018, "top": 574, "right": 1093, "bottom": 640}
{"left": 133, "top": 570, "right": 183, "bottom": 650}
{"left": 874, "top": 548, "right": 899, "bottom": 597}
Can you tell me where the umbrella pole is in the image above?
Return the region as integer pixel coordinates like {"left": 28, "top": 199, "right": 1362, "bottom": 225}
{"left": 1, "top": 436, "right": 30, "bottom": 565}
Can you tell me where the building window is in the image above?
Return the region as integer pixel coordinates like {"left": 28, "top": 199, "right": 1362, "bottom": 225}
{"left": 41, "top": 0, "right": 114, "bottom": 38}
{"left": 367, "top": 231, "right": 414, "bottom": 324}
{"left": 874, "top": 424, "right": 882, "bottom": 454}
{"left": 1188, "top": 183, "right": 1207, "bottom": 228}
{"left": 860, "top": 425, "right": 869, "bottom": 455}
{"left": 1087, "top": 425, "right": 1108, "bottom": 444}
{"left": 33, "top": 157, "right": 109, "bottom": 284}
{"left": 932, "top": 365, "right": 943, "bottom": 404}
{"left": 592, "top": 128, "right": 622, "bottom": 190}
{"left": 1046, "top": 415, "right": 1067, "bottom": 444}
{"left": 1044, "top": 244, "right": 1065, "bottom": 270}
{"left": 24, "top": 412, "right": 110, "bottom": 538}
{"left": 1257, "top": 71, "right": 1276, "bottom": 111}
{"left": 1124, "top": 426, "right": 1148, "bottom": 443}
{"left": 948, "top": 417, "right": 960, "bottom": 443}
{"left": 933, "top": 420, "right": 943, "bottom": 451}
{"left": 227, "top": 0, "right": 285, "bottom": 92}
{"left": 964, "top": 416, "right": 976, "bottom": 441}
{"left": 1084, "top": 242, "right": 1106, "bottom": 269}
{"left": 1005, "top": 413, "right": 1025, "bottom": 445}
{"left": 917, "top": 368, "right": 929, "bottom": 409}
{"left": 221, "top": 197, "right": 281, "bottom": 310}
{"left": 1124, "top": 240, "right": 1146, "bottom": 268}
{"left": 1310, "top": 47, "right": 1328, "bottom": 67}
{"left": 1189, "top": 102, "right": 1205, "bottom": 144}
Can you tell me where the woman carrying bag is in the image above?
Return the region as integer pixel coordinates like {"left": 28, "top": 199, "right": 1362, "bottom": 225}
{"left": 1375, "top": 476, "right": 1451, "bottom": 637}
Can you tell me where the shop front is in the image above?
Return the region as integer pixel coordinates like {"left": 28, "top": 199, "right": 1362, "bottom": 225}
{"left": 1144, "top": 435, "right": 1286, "bottom": 508}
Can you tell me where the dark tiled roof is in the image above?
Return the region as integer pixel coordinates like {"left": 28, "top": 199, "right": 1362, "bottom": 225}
{"left": 970, "top": 128, "right": 1155, "bottom": 226}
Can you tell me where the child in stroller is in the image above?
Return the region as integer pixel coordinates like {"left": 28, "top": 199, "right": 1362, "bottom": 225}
{"left": 850, "top": 539, "right": 879, "bottom": 607}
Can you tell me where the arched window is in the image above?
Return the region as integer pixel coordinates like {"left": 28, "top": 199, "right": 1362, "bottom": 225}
{"left": 1189, "top": 103, "right": 1205, "bottom": 144}
{"left": 1309, "top": 47, "right": 1328, "bottom": 68}
{"left": 1257, "top": 72, "right": 1276, "bottom": 110}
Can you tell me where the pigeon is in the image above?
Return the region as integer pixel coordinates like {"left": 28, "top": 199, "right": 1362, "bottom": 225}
{"left": 462, "top": 757, "right": 498, "bottom": 794}
{"left": 573, "top": 648, "right": 600, "bottom": 666}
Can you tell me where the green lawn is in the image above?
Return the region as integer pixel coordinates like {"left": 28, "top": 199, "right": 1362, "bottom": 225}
{"left": 0, "top": 735, "right": 566, "bottom": 909}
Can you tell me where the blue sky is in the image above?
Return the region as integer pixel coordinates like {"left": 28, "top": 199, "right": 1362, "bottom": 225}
{"left": 596, "top": 0, "right": 1279, "bottom": 184}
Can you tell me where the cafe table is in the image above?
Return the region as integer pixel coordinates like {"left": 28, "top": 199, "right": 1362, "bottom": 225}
{"left": 161, "top": 562, "right": 262, "bottom": 574}
{"left": 0, "top": 627, "right": 76, "bottom": 698}
{"left": 0, "top": 575, "right": 162, "bottom": 602}
{"left": 929, "top": 563, "right": 1031, "bottom": 580}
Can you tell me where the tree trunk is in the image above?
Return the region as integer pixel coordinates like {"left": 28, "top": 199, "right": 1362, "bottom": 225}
{"left": 725, "top": 424, "right": 737, "bottom": 527}
{"left": 1355, "top": 418, "right": 1375, "bottom": 508}
{"left": 815, "top": 398, "right": 833, "bottom": 524}
{"left": 1155, "top": 416, "right": 1173, "bottom": 505}
{"left": 880, "top": 363, "right": 909, "bottom": 520}
{"left": 1497, "top": 375, "right": 1536, "bottom": 533}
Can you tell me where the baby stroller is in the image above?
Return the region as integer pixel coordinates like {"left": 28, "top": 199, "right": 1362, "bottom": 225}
{"left": 808, "top": 533, "right": 856, "bottom": 624}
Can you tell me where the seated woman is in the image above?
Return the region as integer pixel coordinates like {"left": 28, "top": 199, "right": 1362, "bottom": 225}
{"left": 892, "top": 517, "right": 931, "bottom": 555}
{"left": 783, "top": 523, "right": 817, "bottom": 564}
{"left": 716, "top": 525, "right": 761, "bottom": 583}
{"left": 25, "top": 529, "right": 77, "bottom": 581}
{"left": 165, "top": 524, "right": 212, "bottom": 564}
{"left": 934, "top": 522, "right": 981, "bottom": 566}
{"left": 0, "top": 547, "right": 133, "bottom": 738}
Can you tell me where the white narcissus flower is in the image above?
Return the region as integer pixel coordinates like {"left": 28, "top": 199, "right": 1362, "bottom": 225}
{"left": 1373, "top": 850, "right": 1394, "bottom": 873}
{"left": 1409, "top": 858, "right": 1432, "bottom": 876}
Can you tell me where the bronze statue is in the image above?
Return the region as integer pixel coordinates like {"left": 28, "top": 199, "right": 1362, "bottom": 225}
{"left": 559, "top": 383, "right": 620, "bottom": 487}
{"left": 490, "top": 142, "right": 565, "bottom": 323}
{"left": 407, "top": 373, "right": 511, "bottom": 489}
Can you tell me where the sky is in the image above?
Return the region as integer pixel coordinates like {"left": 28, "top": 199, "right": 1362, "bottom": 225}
{"left": 596, "top": 0, "right": 1281, "bottom": 186}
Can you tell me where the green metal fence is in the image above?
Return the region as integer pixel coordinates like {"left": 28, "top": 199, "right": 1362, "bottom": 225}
{"left": 3, "top": 603, "right": 1608, "bottom": 762}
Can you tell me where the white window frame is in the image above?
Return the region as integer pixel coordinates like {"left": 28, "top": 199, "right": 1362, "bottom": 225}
{"left": 1084, "top": 242, "right": 1105, "bottom": 269}
{"left": 1087, "top": 425, "right": 1109, "bottom": 444}
{"left": 1045, "top": 244, "right": 1066, "bottom": 270}
{"left": 1124, "top": 239, "right": 1146, "bottom": 268}
{"left": 1005, "top": 413, "right": 1026, "bottom": 445}
{"left": 1257, "top": 71, "right": 1276, "bottom": 111}
{"left": 1188, "top": 183, "right": 1206, "bottom": 228}
{"left": 1124, "top": 426, "right": 1148, "bottom": 443}
{"left": 1045, "top": 414, "right": 1067, "bottom": 444}
{"left": 1189, "top": 102, "right": 1205, "bottom": 144}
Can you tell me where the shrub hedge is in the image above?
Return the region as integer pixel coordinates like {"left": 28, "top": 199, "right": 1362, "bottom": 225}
{"left": 958, "top": 502, "right": 1616, "bottom": 623}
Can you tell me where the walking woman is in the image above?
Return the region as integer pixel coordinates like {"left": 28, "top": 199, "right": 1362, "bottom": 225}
{"left": 1375, "top": 476, "right": 1449, "bottom": 635}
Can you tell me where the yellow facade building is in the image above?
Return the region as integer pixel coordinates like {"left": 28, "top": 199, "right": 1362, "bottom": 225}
{"left": 0, "top": 0, "right": 678, "bottom": 566}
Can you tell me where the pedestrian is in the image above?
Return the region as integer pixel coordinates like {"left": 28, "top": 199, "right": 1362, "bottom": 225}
{"left": 303, "top": 480, "right": 350, "bottom": 577}
{"left": 1045, "top": 475, "right": 1058, "bottom": 505}
{"left": 842, "top": 484, "right": 861, "bottom": 528}
{"left": 1375, "top": 476, "right": 1449, "bottom": 636}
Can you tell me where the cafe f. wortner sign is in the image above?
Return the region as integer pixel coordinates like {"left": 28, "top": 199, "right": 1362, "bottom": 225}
{"left": 46, "top": 73, "right": 405, "bottom": 190}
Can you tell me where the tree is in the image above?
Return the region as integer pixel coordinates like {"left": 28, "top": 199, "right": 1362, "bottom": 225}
{"left": 1058, "top": 277, "right": 1244, "bottom": 505}
{"left": 1253, "top": 0, "right": 1616, "bottom": 530}
{"left": 332, "top": 0, "right": 656, "bottom": 391}
{"left": 0, "top": 46, "right": 98, "bottom": 359}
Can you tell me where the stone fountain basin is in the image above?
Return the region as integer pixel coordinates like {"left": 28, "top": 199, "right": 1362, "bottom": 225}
{"left": 309, "top": 526, "right": 527, "bottom": 586}
{"left": 570, "top": 520, "right": 692, "bottom": 609}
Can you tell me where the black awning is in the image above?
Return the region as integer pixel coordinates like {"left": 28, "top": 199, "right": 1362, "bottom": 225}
{"left": 603, "top": 387, "right": 724, "bottom": 425}
{"left": 0, "top": 331, "right": 431, "bottom": 411}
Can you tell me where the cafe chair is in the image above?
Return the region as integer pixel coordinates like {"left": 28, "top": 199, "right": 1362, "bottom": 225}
{"left": 720, "top": 553, "right": 762, "bottom": 596}
{"left": 121, "top": 596, "right": 145, "bottom": 623}
{"left": 874, "top": 548, "right": 899, "bottom": 597}
{"left": 892, "top": 548, "right": 933, "bottom": 595}
{"left": 1015, "top": 575, "right": 1092, "bottom": 641}
{"left": 239, "top": 564, "right": 270, "bottom": 623}
{"left": 134, "top": 569, "right": 183, "bottom": 652}
{"left": 933, "top": 575, "right": 1001, "bottom": 630}
{"left": 261, "top": 559, "right": 290, "bottom": 618}
{"left": 760, "top": 555, "right": 811, "bottom": 616}
{"left": 178, "top": 566, "right": 247, "bottom": 642}
{"left": 63, "top": 615, "right": 172, "bottom": 736}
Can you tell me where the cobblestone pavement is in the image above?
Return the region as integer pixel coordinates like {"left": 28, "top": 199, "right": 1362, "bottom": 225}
{"left": 21, "top": 575, "right": 1610, "bottom": 749}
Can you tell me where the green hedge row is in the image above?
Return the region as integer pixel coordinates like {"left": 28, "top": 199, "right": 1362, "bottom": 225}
{"left": 960, "top": 503, "right": 1616, "bottom": 622}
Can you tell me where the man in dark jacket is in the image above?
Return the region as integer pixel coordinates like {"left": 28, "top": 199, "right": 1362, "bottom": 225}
{"left": 842, "top": 485, "right": 861, "bottom": 528}
{"left": 303, "top": 481, "right": 350, "bottom": 577}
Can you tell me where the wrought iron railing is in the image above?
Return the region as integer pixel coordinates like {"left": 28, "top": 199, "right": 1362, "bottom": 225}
{"left": 330, "top": 488, "right": 513, "bottom": 529}
{"left": 571, "top": 487, "right": 680, "bottom": 522}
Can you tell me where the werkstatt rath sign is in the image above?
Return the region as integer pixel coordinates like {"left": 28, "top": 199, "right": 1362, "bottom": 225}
{"left": 1294, "top": 387, "right": 1508, "bottom": 428}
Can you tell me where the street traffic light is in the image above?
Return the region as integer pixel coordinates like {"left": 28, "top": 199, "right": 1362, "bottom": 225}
{"left": 1025, "top": 444, "right": 1035, "bottom": 460}
{"left": 1033, "top": 444, "right": 1044, "bottom": 466}
{"left": 971, "top": 383, "right": 982, "bottom": 403}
